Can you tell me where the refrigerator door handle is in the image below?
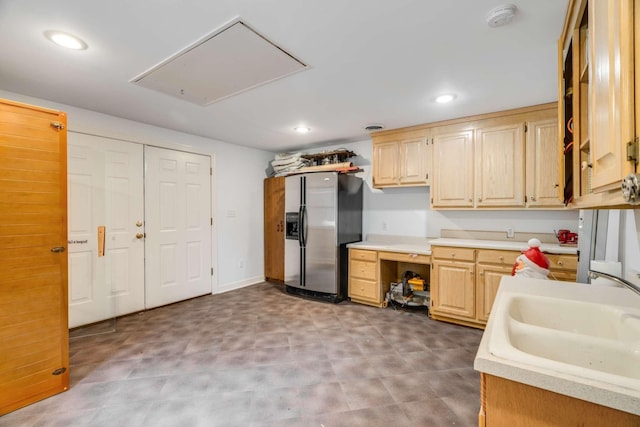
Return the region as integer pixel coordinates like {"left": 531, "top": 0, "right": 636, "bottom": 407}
{"left": 299, "top": 205, "right": 308, "bottom": 247}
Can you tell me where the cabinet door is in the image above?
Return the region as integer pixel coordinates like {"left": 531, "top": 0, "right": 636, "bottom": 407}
{"left": 431, "top": 260, "right": 475, "bottom": 319}
{"left": 475, "top": 123, "right": 525, "bottom": 207}
{"left": 264, "top": 177, "right": 285, "bottom": 281}
{"left": 476, "top": 264, "right": 511, "bottom": 323}
{"left": 590, "top": 0, "right": 635, "bottom": 191}
{"left": 0, "top": 100, "right": 69, "bottom": 414}
{"left": 432, "top": 131, "right": 474, "bottom": 207}
{"left": 373, "top": 141, "right": 398, "bottom": 187}
{"left": 526, "top": 118, "right": 563, "bottom": 207}
{"left": 399, "top": 137, "right": 428, "bottom": 185}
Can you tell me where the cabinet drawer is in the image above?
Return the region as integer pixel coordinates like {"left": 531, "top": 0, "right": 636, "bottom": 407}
{"left": 546, "top": 254, "right": 578, "bottom": 272}
{"left": 432, "top": 246, "right": 476, "bottom": 262}
{"left": 349, "top": 278, "right": 378, "bottom": 301}
{"left": 350, "top": 249, "right": 377, "bottom": 262}
{"left": 476, "top": 250, "right": 518, "bottom": 266}
{"left": 350, "top": 259, "right": 377, "bottom": 280}
{"left": 378, "top": 251, "right": 430, "bottom": 264}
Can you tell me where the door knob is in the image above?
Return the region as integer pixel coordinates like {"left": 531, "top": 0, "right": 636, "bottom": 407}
{"left": 136, "top": 233, "right": 145, "bottom": 239}
{"left": 136, "top": 220, "right": 143, "bottom": 227}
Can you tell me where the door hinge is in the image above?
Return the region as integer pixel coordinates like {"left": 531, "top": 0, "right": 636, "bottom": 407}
{"left": 211, "top": 268, "right": 214, "bottom": 276}
{"left": 210, "top": 167, "right": 213, "bottom": 176}
{"left": 627, "top": 138, "right": 639, "bottom": 162}
{"left": 211, "top": 217, "right": 213, "bottom": 226}
{"left": 524, "top": 123, "right": 528, "bottom": 133}
{"left": 426, "top": 173, "right": 428, "bottom": 180}
{"left": 50, "top": 121, "right": 65, "bottom": 130}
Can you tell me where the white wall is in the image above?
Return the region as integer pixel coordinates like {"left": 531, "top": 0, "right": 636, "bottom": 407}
{"left": 317, "top": 139, "right": 579, "bottom": 239}
{"left": 1, "top": 90, "right": 273, "bottom": 293}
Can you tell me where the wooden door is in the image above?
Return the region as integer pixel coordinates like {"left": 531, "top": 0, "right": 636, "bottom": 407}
{"left": 372, "top": 141, "right": 398, "bottom": 187}
{"left": 431, "top": 130, "right": 474, "bottom": 207}
{"left": 144, "top": 146, "right": 212, "bottom": 309}
{"left": 431, "top": 259, "right": 475, "bottom": 319}
{"left": 476, "top": 264, "right": 511, "bottom": 323}
{"left": 399, "top": 137, "right": 427, "bottom": 185}
{"left": 475, "top": 123, "right": 525, "bottom": 207}
{"left": 264, "top": 177, "right": 284, "bottom": 282}
{"left": 0, "top": 99, "right": 69, "bottom": 414}
{"left": 589, "top": 0, "right": 635, "bottom": 191}
{"left": 526, "top": 118, "right": 563, "bottom": 207}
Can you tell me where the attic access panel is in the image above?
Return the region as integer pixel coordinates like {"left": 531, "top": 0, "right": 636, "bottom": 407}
{"left": 131, "top": 19, "right": 307, "bottom": 105}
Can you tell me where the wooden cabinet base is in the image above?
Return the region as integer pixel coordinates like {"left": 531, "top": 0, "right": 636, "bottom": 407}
{"left": 429, "top": 312, "right": 485, "bottom": 329}
{"left": 480, "top": 373, "right": 640, "bottom": 427}
{"left": 349, "top": 297, "right": 387, "bottom": 308}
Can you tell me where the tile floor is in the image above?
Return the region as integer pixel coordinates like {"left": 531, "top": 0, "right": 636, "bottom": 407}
{"left": 1, "top": 282, "right": 484, "bottom": 427}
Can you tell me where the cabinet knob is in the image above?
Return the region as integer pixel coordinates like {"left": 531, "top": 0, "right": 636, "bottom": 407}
{"left": 478, "top": 198, "right": 482, "bottom": 202}
{"left": 451, "top": 253, "right": 456, "bottom": 257}
{"left": 557, "top": 260, "right": 564, "bottom": 266}
{"left": 530, "top": 196, "right": 536, "bottom": 202}
{"left": 499, "top": 256, "right": 504, "bottom": 261}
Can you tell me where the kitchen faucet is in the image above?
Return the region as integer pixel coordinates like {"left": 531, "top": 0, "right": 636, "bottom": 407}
{"left": 588, "top": 270, "right": 640, "bottom": 297}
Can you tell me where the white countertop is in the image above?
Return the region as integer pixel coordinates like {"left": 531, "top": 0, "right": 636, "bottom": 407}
{"left": 474, "top": 276, "right": 640, "bottom": 415}
{"left": 346, "top": 237, "right": 577, "bottom": 256}
{"left": 429, "top": 237, "right": 577, "bottom": 255}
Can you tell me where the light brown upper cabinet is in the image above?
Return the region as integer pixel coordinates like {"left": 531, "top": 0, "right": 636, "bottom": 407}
{"left": 372, "top": 104, "right": 560, "bottom": 209}
{"left": 430, "top": 104, "right": 559, "bottom": 209}
{"left": 0, "top": 98, "right": 69, "bottom": 415}
{"left": 526, "top": 118, "right": 564, "bottom": 207}
{"left": 431, "top": 130, "right": 474, "bottom": 208}
{"left": 559, "top": 0, "right": 638, "bottom": 208}
{"left": 372, "top": 131, "right": 431, "bottom": 188}
{"left": 474, "top": 122, "right": 526, "bottom": 208}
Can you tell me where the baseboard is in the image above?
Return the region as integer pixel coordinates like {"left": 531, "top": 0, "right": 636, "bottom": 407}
{"left": 215, "top": 276, "right": 264, "bottom": 294}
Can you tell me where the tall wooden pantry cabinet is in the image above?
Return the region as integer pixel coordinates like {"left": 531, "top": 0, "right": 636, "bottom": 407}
{"left": 0, "top": 98, "right": 69, "bottom": 414}
{"left": 264, "top": 177, "right": 285, "bottom": 282}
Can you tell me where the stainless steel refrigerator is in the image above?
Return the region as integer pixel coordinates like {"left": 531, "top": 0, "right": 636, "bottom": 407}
{"left": 284, "top": 172, "right": 363, "bottom": 302}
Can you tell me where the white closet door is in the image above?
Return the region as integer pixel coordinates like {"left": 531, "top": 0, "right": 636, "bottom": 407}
{"left": 67, "top": 134, "right": 144, "bottom": 328}
{"left": 144, "top": 146, "right": 212, "bottom": 308}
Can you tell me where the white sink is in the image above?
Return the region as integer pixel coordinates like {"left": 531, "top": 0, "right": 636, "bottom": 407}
{"left": 487, "top": 280, "right": 640, "bottom": 392}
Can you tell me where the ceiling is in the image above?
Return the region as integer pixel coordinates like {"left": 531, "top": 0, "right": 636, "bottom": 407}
{"left": 0, "top": 0, "right": 568, "bottom": 153}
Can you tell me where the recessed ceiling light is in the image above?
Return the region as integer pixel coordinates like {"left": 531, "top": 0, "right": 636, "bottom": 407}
{"left": 294, "top": 126, "right": 311, "bottom": 134}
{"left": 44, "top": 30, "right": 87, "bottom": 50}
{"left": 435, "top": 94, "right": 456, "bottom": 104}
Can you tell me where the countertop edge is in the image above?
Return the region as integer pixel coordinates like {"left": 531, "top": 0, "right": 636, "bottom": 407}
{"left": 429, "top": 238, "right": 577, "bottom": 255}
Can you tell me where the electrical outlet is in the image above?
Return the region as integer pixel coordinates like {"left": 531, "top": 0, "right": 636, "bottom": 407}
{"left": 507, "top": 228, "right": 515, "bottom": 239}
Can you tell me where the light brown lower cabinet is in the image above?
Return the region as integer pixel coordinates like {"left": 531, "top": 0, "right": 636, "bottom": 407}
{"left": 0, "top": 98, "right": 69, "bottom": 414}
{"left": 431, "top": 246, "right": 578, "bottom": 329}
{"left": 348, "top": 249, "right": 381, "bottom": 306}
{"left": 479, "top": 373, "right": 640, "bottom": 426}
